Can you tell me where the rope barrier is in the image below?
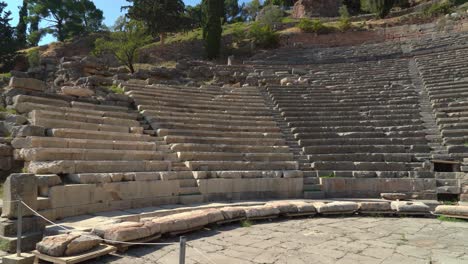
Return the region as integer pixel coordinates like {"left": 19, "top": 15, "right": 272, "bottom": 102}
{"left": 20, "top": 201, "right": 178, "bottom": 246}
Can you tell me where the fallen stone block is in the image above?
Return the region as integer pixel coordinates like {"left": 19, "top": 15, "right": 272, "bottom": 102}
{"left": 61, "top": 86, "right": 94, "bottom": 97}
{"left": 64, "top": 233, "right": 101, "bottom": 256}
{"left": 244, "top": 205, "right": 280, "bottom": 219}
{"left": 381, "top": 193, "right": 407, "bottom": 200}
{"left": 390, "top": 201, "right": 430, "bottom": 213}
{"left": 103, "top": 222, "right": 151, "bottom": 243}
{"left": 315, "top": 201, "right": 359, "bottom": 215}
{"left": 220, "top": 207, "right": 247, "bottom": 220}
{"left": 358, "top": 202, "right": 392, "bottom": 212}
{"left": 36, "top": 233, "right": 80, "bottom": 257}
{"left": 434, "top": 205, "right": 468, "bottom": 217}
{"left": 288, "top": 201, "right": 316, "bottom": 215}
{"left": 9, "top": 77, "right": 46, "bottom": 92}
{"left": 265, "top": 201, "right": 299, "bottom": 214}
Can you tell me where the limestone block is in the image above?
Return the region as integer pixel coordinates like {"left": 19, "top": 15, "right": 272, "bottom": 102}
{"left": 2, "top": 173, "right": 38, "bottom": 218}
{"left": 204, "top": 208, "right": 224, "bottom": 223}
{"left": 390, "top": 201, "right": 430, "bottom": 212}
{"left": 64, "top": 234, "right": 101, "bottom": 256}
{"left": 315, "top": 202, "right": 359, "bottom": 214}
{"left": 36, "top": 233, "right": 80, "bottom": 257}
{"left": 61, "top": 86, "right": 94, "bottom": 97}
{"left": 9, "top": 77, "right": 46, "bottom": 92}
{"left": 283, "top": 170, "right": 304, "bottom": 178}
{"left": 104, "top": 223, "right": 150, "bottom": 243}
{"left": 67, "top": 174, "right": 111, "bottom": 184}
{"left": 244, "top": 205, "right": 280, "bottom": 218}
{"left": 49, "top": 184, "right": 95, "bottom": 208}
{"left": 381, "top": 193, "right": 407, "bottom": 200}
{"left": 220, "top": 207, "right": 247, "bottom": 220}
{"left": 434, "top": 205, "right": 468, "bottom": 217}
{"left": 289, "top": 201, "right": 316, "bottom": 214}
{"left": 358, "top": 202, "right": 392, "bottom": 212}
{"left": 265, "top": 201, "right": 299, "bottom": 214}
{"left": 134, "top": 172, "right": 161, "bottom": 181}
{"left": 11, "top": 125, "right": 45, "bottom": 137}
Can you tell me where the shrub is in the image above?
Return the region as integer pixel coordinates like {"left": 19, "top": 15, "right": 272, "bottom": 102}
{"left": 297, "top": 18, "right": 328, "bottom": 34}
{"left": 27, "top": 49, "right": 40, "bottom": 68}
{"left": 231, "top": 22, "right": 247, "bottom": 43}
{"left": 424, "top": 1, "right": 454, "bottom": 17}
{"left": 338, "top": 5, "right": 352, "bottom": 31}
{"left": 107, "top": 84, "right": 124, "bottom": 94}
{"left": 256, "top": 5, "right": 284, "bottom": 26}
{"left": 360, "top": 0, "right": 395, "bottom": 18}
{"left": 248, "top": 22, "right": 279, "bottom": 49}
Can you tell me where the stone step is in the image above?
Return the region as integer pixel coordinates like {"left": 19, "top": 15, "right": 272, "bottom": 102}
{"left": 27, "top": 160, "right": 171, "bottom": 174}
{"left": 138, "top": 104, "right": 272, "bottom": 117}
{"left": 289, "top": 119, "right": 421, "bottom": 128}
{"left": 48, "top": 128, "right": 153, "bottom": 142}
{"left": 299, "top": 137, "right": 427, "bottom": 146}
{"left": 303, "top": 144, "right": 431, "bottom": 154}
{"left": 133, "top": 96, "right": 265, "bottom": 108}
{"left": 33, "top": 117, "right": 132, "bottom": 133}
{"left": 179, "top": 179, "right": 198, "bottom": 188}
{"left": 147, "top": 114, "right": 276, "bottom": 127}
{"left": 11, "top": 137, "right": 161, "bottom": 151}
{"left": 295, "top": 131, "right": 425, "bottom": 139}
{"left": 303, "top": 177, "right": 320, "bottom": 184}
{"left": 177, "top": 152, "right": 294, "bottom": 162}
{"left": 314, "top": 170, "right": 427, "bottom": 178}
{"left": 165, "top": 135, "right": 285, "bottom": 146}
{"left": 291, "top": 125, "right": 425, "bottom": 133}
{"left": 142, "top": 109, "right": 274, "bottom": 122}
{"left": 16, "top": 148, "right": 171, "bottom": 162}
{"left": 185, "top": 161, "right": 299, "bottom": 171}
{"left": 171, "top": 143, "right": 291, "bottom": 154}
{"left": 70, "top": 101, "right": 132, "bottom": 113}
{"left": 157, "top": 128, "right": 282, "bottom": 139}
{"left": 436, "top": 179, "right": 460, "bottom": 186}
{"left": 65, "top": 171, "right": 179, "bottom": 183}
{"left": 311, "top": 161, "right": 421, "bottom": 171}
{"left": 151, "top": 121, "right": 280, "bottom": 133}
{"left": 307, "top": 153, "right": 413, "bottom": 162}
{"left": 31, "top": 110, "right": 140, "bottom": 127}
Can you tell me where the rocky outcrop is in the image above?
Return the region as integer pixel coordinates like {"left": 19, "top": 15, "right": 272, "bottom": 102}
{"left": 292, "top": 0, "right": 341, "bottom": 18}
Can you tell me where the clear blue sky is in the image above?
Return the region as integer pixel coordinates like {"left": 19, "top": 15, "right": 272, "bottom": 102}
{"left": 5, "top": 0, "right": 250, "bottom": 45}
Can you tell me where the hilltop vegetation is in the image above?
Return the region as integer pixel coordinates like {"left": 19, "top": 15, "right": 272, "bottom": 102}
{"left": 0, "top": 0, "right": 467, "bottom": 74}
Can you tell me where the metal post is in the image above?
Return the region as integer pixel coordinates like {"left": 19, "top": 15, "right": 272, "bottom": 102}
{"left": 16, "top": 199, "right": 22, "bottom": 257}
{"left": 179, "top": 236, "right": 186, "bottom": 264}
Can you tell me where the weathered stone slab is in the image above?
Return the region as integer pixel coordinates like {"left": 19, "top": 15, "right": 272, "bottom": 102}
{"left": 315, "top": 201, "right": 359, "bottom": 214}
{"left": 9, "top": 77, "right": 46, "bottom": 92}
{"left": 245, "top": 205, "right": 280, "bottom": 218}
{"left": 64, "top": 233, "right": 101, "bottom": 256}
{"left": 434, "top": 205, "right": 468, "bottom": 217}
{"left": 61, "top": 86, "right": 94, "bottom": 97}
{"left": 36, "top": 233, "right": 80, "bottom": 257}
{"left": 358, "top": 202, "right": 392, "bottom": 212}
{"left": 381, "top": 193, "right": 408, "bottom": 200}
{"left": 390, "top": 201, "right": 430, "bottom": 212}
{"left": 2, "top": 173, "right": 38, "bottom": 218}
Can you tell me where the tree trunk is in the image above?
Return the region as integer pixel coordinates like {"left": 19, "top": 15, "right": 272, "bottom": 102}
{"left": 160, "top": 33, "right": 166, "bottom": 45}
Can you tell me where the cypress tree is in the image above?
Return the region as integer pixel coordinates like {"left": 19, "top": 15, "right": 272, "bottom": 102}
{"left": 16, "top": 0, "right": 28, "bottom": 48}
{"left": 202, "top": 0, "right": 224, "bottom": 59}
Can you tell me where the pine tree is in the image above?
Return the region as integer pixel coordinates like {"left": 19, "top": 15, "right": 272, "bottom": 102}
{"left": 361, "top": 0, "right": 395, "bottom": 18}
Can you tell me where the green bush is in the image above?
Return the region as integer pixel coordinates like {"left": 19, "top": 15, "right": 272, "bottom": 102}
{"left": 107, "top": 84, "right": 124, "bottom": 94}
{"left": 256, "top": 5, "right": 284, "bottom": 26}
{"left": 424, "top": 1, "right": 454, "bottom": 17}
{"left": 360, "top": 0, "right": 395, "bottom": 18}
{"left": 27, "top": 49, "right": 40, "bottom": 68}
{"left": 248, "top": 22, "right": 279, "bottom": 49}
{"left": 338, "top": 5, "right": 352, "bottom": 31}
{"left": 231, "top": 22, "right": 247, "bottom": 43}
{"left": 297, "top": 18, "right": 328, "bottom": 34}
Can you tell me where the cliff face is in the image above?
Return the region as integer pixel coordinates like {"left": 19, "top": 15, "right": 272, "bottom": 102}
{"left": 292, "top": 0, "right": 341, "bottom": 18}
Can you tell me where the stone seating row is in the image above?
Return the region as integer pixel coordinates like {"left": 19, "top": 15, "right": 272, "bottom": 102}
{"left": 124, "top": 84, "right": 300, "bottom": 173}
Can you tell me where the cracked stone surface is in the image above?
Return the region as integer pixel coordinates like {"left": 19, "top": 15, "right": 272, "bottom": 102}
{"left": 88, "top": 217, "right": 468, "bottom": 264}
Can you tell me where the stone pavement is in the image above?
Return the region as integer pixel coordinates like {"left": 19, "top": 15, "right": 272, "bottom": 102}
{"left": 85, "top": 217, "right": 468, "bottom": 264}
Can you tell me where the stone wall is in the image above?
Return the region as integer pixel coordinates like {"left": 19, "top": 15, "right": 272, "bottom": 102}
{"left": 321, "top": 178, "right": 437, "bottom": 199}
{"left": 281, "top": 18, "right": 468, "bottom": 48}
